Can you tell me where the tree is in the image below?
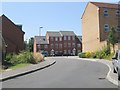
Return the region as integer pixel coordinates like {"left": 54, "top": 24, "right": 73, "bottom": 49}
{"left": 28, "top": 37, "right": 34, "bottom": 52}
{"left": 107, "top": 27, "right": 118, "bottom": 53}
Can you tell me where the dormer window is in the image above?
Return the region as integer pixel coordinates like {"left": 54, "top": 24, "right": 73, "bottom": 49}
{"left": 116, "top": 10, "right": 120, "bottom": 17}
{"left": 104, "top": 24, "right": 109, "bottom": 32}
{"left": 104, "top": 8, "right": 108, "bottom": 17}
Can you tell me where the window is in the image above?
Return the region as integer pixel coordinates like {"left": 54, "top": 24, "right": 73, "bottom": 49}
{"left": 55, "top": 37, "right": 58, "bottom": 41}
{"left": 44, "top": 45, "right": 48, "bottom": 48}
{"left": 68, "top": 36, "right": 71, "bottom": 40}
{"left": 68, "top": 43, "right": 71, "bottom": 47}
{"left": 64, "top": 36, "right": 66, "bottom": 40}
{"left": 77, "top": 44, "right": 81, "bottom": 47}
{"left": 116, "top": 26, "right": 120, "bottom": 32}
{"left": 72, "top": 36, "right": 75, "bottom": 40}
{"left": 59, "top": 44, "right": 62, "bottom": 48}
{"left": 72, "top": 43, "right": 76, "bottom": 47}
{"left": 116, "top": 10, "right": 120, "bottom": 17}
{"left": 55, "top": 44, "right": 58, "bottom": 48}
{"left": 104, "top": 8, "right": 108, "bottom": 16}
{"left": 50, "top": 44, "right": 54, "bottom": 48}
{"left": 104, "top": 24, "right": 109, "bottom": 32}
{"left": 50, "top": 37, "right": 54, "bottom": 41}
{"left": 64, "top": 43, "right": 67, "bottom": 47}
{"left": 59, "top": 37, "right": 62, "bottom": 41}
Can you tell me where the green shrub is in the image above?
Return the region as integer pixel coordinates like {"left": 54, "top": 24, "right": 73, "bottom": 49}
{"left": 85, "top": 52, "right": 91, "bottom": 58}
{"left": 10, "top": 51, "right": 35, "bottom": 65}
{"left": 4, "top": 51, "right": 37, "bottom": 65}
{"left": 78, "top": 53, "right": 86, "bottom": 58}
{"left": 94, "top": 50, "right": 106, "bottom": 59}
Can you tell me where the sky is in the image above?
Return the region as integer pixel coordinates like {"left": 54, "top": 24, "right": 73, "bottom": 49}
{"left": 1, "top": 0, "right": 120, "bottom": 40}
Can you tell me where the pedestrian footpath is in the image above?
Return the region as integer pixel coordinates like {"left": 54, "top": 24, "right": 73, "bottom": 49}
{"left": 0, "top": 59, "right": 56, "bottom": 81}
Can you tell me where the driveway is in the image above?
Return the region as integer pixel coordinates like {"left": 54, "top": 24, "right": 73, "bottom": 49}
{"left": 2, "top": 57, "right": 118, "bottom": 88}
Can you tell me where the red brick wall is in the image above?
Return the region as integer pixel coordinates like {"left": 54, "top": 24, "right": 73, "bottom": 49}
{"left": 35, "top": 34, "right": 82, "bottom": 55}
{"left": 2, "top": 15, "right": 24, "bottom": 53}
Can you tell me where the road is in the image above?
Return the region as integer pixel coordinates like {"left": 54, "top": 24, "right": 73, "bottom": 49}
{"left": 2, "top": 57, "right": 118, "bottom": 88}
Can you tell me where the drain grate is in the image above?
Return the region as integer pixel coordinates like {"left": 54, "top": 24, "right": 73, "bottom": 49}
{"left": 98, "top": 77, "right": 106, "bottom": 80}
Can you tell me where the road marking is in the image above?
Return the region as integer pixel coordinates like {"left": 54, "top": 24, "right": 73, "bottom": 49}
{"left": 106, "top": 64, "right": 118, "bottom": 86}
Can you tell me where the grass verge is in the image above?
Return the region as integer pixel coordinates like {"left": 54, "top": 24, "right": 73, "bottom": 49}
{"left": 9, "top": 63, "right": 31, "bottom": 70}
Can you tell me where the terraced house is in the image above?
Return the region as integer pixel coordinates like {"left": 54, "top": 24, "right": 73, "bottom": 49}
{"left": 82, "top": 2, "right": 120, "bottom": 52}
{"left": 34, "top": 31, "right": 82, "bottom": 56}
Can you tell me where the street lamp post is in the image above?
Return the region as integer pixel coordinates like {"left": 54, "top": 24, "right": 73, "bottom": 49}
{"left": 39, "top": 27, "right": 43, "bottom": 36}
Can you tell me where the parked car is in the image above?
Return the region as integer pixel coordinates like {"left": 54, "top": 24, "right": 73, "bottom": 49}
{"left": 41, "top": 51, "right": 49, "bottom": 57}
{"left": 112, "top": 50, "right": 120, "bottom": 80}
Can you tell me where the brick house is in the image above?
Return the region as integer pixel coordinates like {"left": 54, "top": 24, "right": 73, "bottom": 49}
{"left": 0, "top": 14, "right": 25, "bottom": 53}
{"left": 82, "top": 2, "right": 120, "bottom": 52}
{"left": 34, "top": 31, "right": 82, "bottom": 56}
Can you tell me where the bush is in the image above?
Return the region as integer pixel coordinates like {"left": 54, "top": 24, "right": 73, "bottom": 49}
{"left": 10, "top": 51, "right": 35, "bottom": 65}
{"left": 95, "top": 51, "right": 106, "bottom": 59}
{"left": 3, "top": 51, "right": 38, "bottom": 66}
{"left": 78, "top": 53, "right": 86, "bottom": 58}
{"left": 33, "top": 53, "right": 44, "bottom": 63}
{"left": 78, "top": 46, "right": 111, "bottom": 59}
{"left": 85, "top": 52, "right": 91, "bottom": 58}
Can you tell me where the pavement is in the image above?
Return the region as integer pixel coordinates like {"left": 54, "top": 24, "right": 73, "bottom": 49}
{"left": 0, "top": 59, "right": 56, "bottom": 82}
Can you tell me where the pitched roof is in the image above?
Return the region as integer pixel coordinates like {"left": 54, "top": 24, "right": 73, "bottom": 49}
{"left": 90, "top": 2, "right": 119, "bottom": 9}
{"left": 81, "top": 2, "right": 119, "bottom": 19}
{"left": 47, "top": 31, "right": 62, "bottom": 37}
{"left": 77, "top": 36, "right": 82, "bottom": 42}
{"left": 60, "top": 31, "right": 76, "bottom": 36}
{"left": 35, "top": 36, "right": 49, "bottom": 44}
{"left": 1, "top": 14, "right": 25, "bottom": 34}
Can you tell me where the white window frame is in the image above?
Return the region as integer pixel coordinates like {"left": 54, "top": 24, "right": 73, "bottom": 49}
{"left": 55, "top": 37, "right": 58, "bottom": 41}
{"left": 68, "top": 36, "right": 71, "bottom": 40}
{"left": 64, "top": 36, "right": 66, "bottom": 40}
{"left": 59, "top": 37, "right": 62, "bottom": 41}
{"left": 104, "top": 24, "right": 109, "bottom": 32}
{"left": 72, "top": 36, "right": 75, "bottom": 40}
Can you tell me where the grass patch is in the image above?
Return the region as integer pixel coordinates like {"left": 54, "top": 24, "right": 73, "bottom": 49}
{"left": 9, "top": 63, "right": 31, "bottom": 70}
{"left": 104, "top": 53, "right": 114, "bottom": 61}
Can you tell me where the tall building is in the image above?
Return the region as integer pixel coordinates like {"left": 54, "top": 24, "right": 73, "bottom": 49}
{"left": 82, "top": 2, "right": 120, "bottom": 52}
{"left": 0, "top": 15, "right": 25, "bottom": 53}
{"left": 34, "top": 31, "right": 82, "bottom": 56}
